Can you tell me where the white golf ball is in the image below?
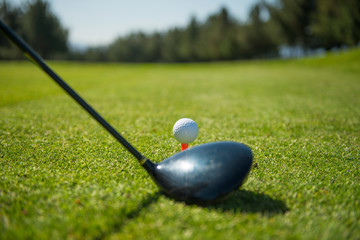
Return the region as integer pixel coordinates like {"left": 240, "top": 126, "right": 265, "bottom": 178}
{"left": 173, "top": 118, "right": 198, "bottom": 143}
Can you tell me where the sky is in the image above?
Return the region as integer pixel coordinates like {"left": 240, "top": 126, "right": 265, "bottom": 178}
{"left": 11, "top": 0, "right": 257, "bottom": 47}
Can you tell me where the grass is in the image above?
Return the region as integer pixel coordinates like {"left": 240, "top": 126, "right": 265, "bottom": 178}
{"left": 1, "top": 49, "right": 359, "bottom": 239}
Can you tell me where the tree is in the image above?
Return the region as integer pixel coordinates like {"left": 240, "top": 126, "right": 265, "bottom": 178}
{"left": 21, "top": 0, "right": 68, "bottom": 59}
{"left": 0, "top": 0, "right": 24, "bottom": 59}
{"left": 178, "top": 16, "right": 200, "bottom": 61}
{"left": 243, "top": 3, "right": 280, "bottom": 58}
{"left": 143, "top": 32, "right": 162, "bottom": 62}
{"left": 107, "top": 32, "right": 162, "bottom": 62}
{"left": 311, "top": 0, "right": 360, "bottom": 49}
{"left": 267, "top": 0, "right": 317, "bottom": 51}
{"left": 266, "top": 0, "right": 360, "bottom": 51}
{"left": 200, "top": 7, "right": 239, "bottom": 61}
{"left": 161, "top": 28, "right": 184, "bottom": 62}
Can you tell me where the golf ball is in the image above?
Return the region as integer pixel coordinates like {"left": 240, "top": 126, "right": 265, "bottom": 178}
{"left": 173, "top": 118, "right": 198, "bottom": 143}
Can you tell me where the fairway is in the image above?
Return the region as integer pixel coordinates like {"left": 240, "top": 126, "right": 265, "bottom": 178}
{"left": 1, "top": 50, "right": 359, "bottom": 239}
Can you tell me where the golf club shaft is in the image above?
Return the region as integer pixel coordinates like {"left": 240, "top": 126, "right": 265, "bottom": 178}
{"left": 0, "top": 20, "right": 145, "bottom": 162}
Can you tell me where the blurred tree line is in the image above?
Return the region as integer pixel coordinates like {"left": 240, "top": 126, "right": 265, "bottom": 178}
{"left": 0, "top": 0, "right": 68, "bottom": 59}
{"left": 1, "top": 0, "right": 359, "bottom": 61}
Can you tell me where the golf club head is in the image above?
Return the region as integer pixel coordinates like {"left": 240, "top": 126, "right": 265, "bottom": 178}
{"left": 144, "top": 141, "right": 253, "bottom": 204}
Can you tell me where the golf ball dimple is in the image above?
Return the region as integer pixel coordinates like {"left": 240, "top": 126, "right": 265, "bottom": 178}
{"left": 173, "top": 118, "right": 198, "bottom": 143}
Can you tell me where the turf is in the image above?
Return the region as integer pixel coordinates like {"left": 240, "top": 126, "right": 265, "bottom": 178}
{"left": 1, "top": 49, "right": 359, "bottom": 239}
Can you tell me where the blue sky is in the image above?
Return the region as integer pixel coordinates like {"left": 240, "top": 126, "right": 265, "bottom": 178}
{"left": 11, "top": 0, "right": 256, "bottom": 46}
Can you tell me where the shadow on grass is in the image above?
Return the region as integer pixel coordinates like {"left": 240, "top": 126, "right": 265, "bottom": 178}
{"left": 102, "top": 190, "right": 287, "bottom": 238}
{"left": 125, "top": 192, "right": 162, "bottom": 219}
{"left": 125, "top": 189, "right": 288, "bottom": 217}
{"left": 96, "top": 192, "right": 161, "bottom": 239}
{"left": 208, "top": 189, "right": 288, "bottom": 215}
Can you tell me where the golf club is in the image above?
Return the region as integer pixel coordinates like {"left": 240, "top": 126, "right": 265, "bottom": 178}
{"left": 0, "top": 20, "right": 253, "bottom": 204}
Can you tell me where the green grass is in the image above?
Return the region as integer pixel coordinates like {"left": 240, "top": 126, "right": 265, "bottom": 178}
{"left": 1, "top": 49, "right": 359, "bottom": 239}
